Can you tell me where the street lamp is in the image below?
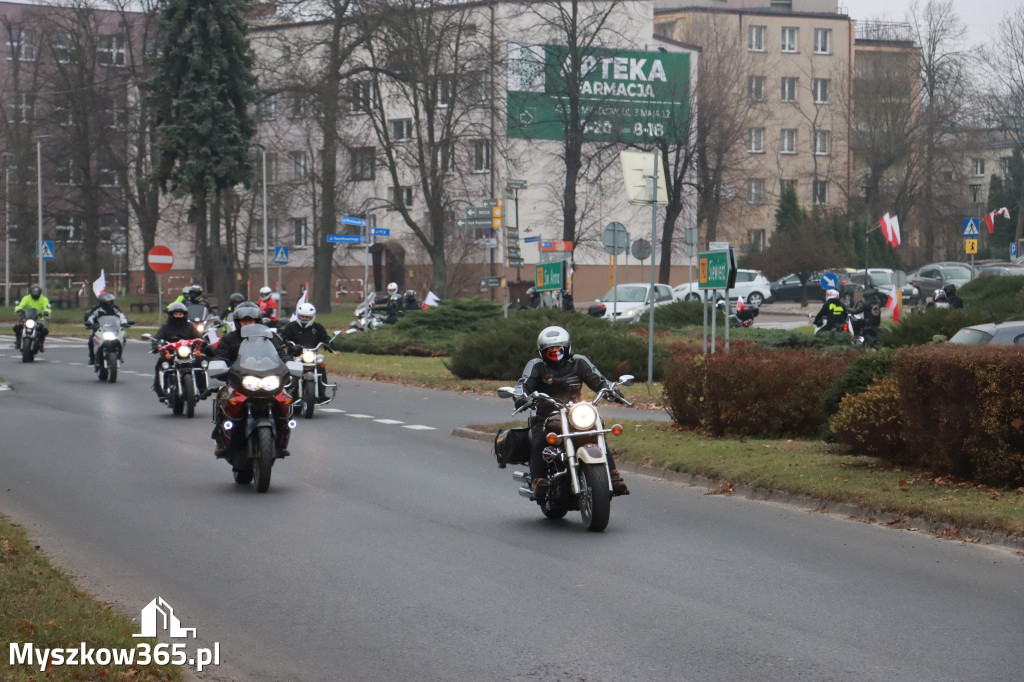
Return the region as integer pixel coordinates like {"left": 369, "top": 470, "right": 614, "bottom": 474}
{"left": 36, "top": 137, "right": 45, "bottom": 295}
{"left": 253, "top": 143, "right": 269, "bottom": 290}
{"left": 2, "top": 151, "right": 13, "bottom": 308}
{"left": 862, "top": 184, "right": 873, "bottom": 274}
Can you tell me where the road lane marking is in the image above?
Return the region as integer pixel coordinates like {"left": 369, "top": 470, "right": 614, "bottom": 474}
{"left": 346, "top": 413, "right": 375, "bottom": 418}
{"left": 403, "top": 424, "right": 435, "bottom": 431}
{"left": 374, "top": 419, "right": 404, "bottom": 425}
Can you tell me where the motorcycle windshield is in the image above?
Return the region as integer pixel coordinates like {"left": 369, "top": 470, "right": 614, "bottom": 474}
{"left": 97, "top": 314, "right": 121, "bottom": 331}
{"left": 186, "top": 302, "right": 208, "bottom": 322}
{"left": 235, "top": 326, "right": 284, "bottom": 374}
{"left": 355, "top": 292, "right": 376, "bottom": 316}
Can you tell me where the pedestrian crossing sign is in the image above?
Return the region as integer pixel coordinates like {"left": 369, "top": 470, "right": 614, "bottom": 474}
{"left": 963, "top": 218, "right": 980, "bottom": 237}
{"left": 273, "top": 246, "right": 289, "bottom": 264}
{"left": 966, "top": 238, "right": 978, "bottom": 254}
{"left": 36, "top": 240, "right": 54, "bottom": 260}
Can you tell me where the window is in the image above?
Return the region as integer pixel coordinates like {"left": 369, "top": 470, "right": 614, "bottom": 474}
{"left": 750, "top": 229, "right": 766, "bottom": 251}
{"left": 390, "top": 185, "right": 413, "bottom": 208}
{"left": 748, "top": 25, "right": 765, "bottom": 52}
{"left": 99, "top": 95, "right": 124, "bottom": 129}
{"left": 942, "top": 170, "right": 954, "bottom": 182}
{"left": 779, "top": 179, "right": 796, "bottom": 194}
{"left": 290, "top": 151, "right": 306, "bottom": 181}
{"left": 288, "top": 93, "right": 306, "bottom": 118}
{"left": 6, "top": 27, "right": 35, "bottom": 61}
{"left": 55, "top": 156, "right": 77, "bottom": 186}
{"left": 780, "top": 129, "right": 796, "bottom": 154}
{"left": 465, "top": 70, "right": 490, "bottom": 104}
{"left": 55, "top": 215, "right": 83, "bottom": 242}
{"left": 437, "top": 74, "right": 456, "bottom": 107}
{"left": 98, "top": 35, "right": 125, "bottom": 66}
{"left": 51, "top": 31, "right": 72, "bottom": 63}
{"left": 54, "top": 98, "right": 74, "bottom": 126}
{"left": 258, "top": 218, "right": 278, "bottom": 249}
{"left": 98, "top": 154, "right": 119, "bottom": 186}
{"left": 292, "top": 217, "right": 308, "bottom": 247}
{"left": 351, "top": 81, "right": 375, "bottom": 114}
{"left": 781, "top": 27, "right": 798, "bottom": 53}
{"left": 472, "top": 139, "right": 490, "bottom": 173}
{"left": 257, "top": 93, "right": 277, "bottom": 120}
{"left": 264, "top": 152, "right": 278, "bottom": 183}
{"left": 813, "top": 179, "right": 827, "bottom": 205}
{"left": 392, "top": 118, "right": 413, "bottom": 140}
{"left": 351, "top": 147, "right": 375, "bottom": 181}
{"left": 814, "top": 130, "right": 830, "bottom": 155}
{"left": 748, "top": 179, "right": 764, "bottom": 204}
{"left": 438, "top": 141, "right": 456, "bottom": 173}
{"left": 748, "top": 128, "right": 764, "bottom": 153}
{"left": 98, "top": 214, "right": 125, "bottom": 245}
{"left": 972, "top": 158, "right": 985, "bottom": 176}
{"left": 5, "top": 93, "right": 32, "bottom": 123}
{"left": 814, "top": 28, "right": 831, "bottom": 54}
{"left": 748, "top": 75, "right": 765, "bottom": 102}
{"left": 781, "top": 77, "right": 797, "bottom": 102}
{"left": 813, "top": 78, "right": 829, "bottom": 104}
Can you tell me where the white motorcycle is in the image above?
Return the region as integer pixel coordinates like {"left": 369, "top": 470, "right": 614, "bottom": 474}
{"left": 90, "top": 314, "right": 132, "bottom": 383}
{"left": 293, "top": 332, "right": 341, "bottom": 419}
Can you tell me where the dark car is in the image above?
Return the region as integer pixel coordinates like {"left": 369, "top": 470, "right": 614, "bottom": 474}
{"left": 770, "top": 270, "right": 857, "bottom": 305}
{"left": 949, "top": 321, "right": 1024, "bottom": 345}
{"left": 975, "top": 262, "right": 1024, "bottom": 277}
{"left": 907, "top": 262, "right": 974, "bottom": 300}
{"left": 848, "top": 269, "right": 920, "bottom": 306}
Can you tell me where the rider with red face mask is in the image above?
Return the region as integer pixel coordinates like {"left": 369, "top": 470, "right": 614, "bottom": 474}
{"left": 512, "top": 325, "right": 628, "bottom": 496}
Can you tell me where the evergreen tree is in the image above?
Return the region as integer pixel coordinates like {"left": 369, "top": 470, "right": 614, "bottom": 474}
{"left": 146, "top": 0, "right": 257, "bottom": 296}
{"left": 774, "top": 185, "right": 806, "bottom": 232}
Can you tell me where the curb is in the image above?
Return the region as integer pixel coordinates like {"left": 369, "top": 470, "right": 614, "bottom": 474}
{"left": 450, "top": 427, "right": 1024, "bottom": 554}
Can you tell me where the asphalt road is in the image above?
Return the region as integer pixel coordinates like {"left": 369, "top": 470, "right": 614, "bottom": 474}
{"left": 1, "top": 335, "right": 1022, "bottom": 682}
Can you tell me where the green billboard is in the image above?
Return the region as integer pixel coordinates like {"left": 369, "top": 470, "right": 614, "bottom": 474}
{"left": 507, "top": 43, "right": 691, "bottom": 143}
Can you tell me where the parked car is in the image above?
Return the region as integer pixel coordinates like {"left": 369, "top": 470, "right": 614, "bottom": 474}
{"left": 672, "top": 269, "right": 773, "bottom": 306}
{"left": 589, "top": 282, "right": 676, "bottom": 322}
{"left": 949, "top": 321, "right": 1024, "bottom": 345}
{"left": 975, "top": 262, "right": 1024, "bottom": 277}
{"left": 848, "top": 268, "right": 920, "bottom": 306}
{"left": 907, "top": 262, "right": 974, "bottom": 300}
{"left": 770, "top": 270, "right": 858, "bottom": 305}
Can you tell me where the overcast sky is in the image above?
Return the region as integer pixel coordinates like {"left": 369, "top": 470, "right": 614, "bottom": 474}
{"left": 846, "top": 0, "right": 1018, "bottom": 48}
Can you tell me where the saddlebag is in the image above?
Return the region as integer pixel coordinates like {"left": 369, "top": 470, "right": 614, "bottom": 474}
{"left": 494, "top": 427, "right": 531, "bottom": 468}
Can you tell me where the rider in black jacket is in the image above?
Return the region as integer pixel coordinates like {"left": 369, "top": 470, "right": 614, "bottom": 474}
{"left": 151, "top": 302, "right": 202, "bottom": 399}
{"left": 513, "top": 325, "right": 628, "bottom": 495}
{"left": 278, "top": 302, "right": 333, "bottom": 395}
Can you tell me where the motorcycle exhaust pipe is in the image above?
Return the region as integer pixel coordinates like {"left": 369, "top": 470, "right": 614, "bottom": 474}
{"left": 517, "top": 486, "right": 534, "bottom": 499}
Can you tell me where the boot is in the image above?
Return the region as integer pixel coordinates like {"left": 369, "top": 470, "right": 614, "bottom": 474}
{"left": 13, "top": 335, "right": 20, "bottom": 349}
{"left": 610, "top": 469, "right": 629, "bottom": 496}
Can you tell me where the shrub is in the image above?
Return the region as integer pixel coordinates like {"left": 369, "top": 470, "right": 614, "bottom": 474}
{"left": 635, "top": 300, "right": 724, "bottom": 329}
{"left": 821, "top": 348, "right": 896, "bottom": 416}
{"left": 663, "top": 344, "right": 854, "bottom": 438}
{"left": 883, "top": 307, "right": 995, "bottom": 347}
{"left": 959, "top": 274, "right": 1024, "bottom": 315}
{"left": 445, "top": 309, "right": 669, "bottom": 381}
{"left": 828, "top": 376, "right": 907, "bottom": 460}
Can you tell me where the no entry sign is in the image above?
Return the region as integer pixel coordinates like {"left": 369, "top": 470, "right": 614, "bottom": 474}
{"left": 147, "top": 245, "right": 174, "bottom": 274}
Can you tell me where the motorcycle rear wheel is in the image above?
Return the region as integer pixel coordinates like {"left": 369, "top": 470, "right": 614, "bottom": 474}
{"left": 578, "top": 464, "right": 611, "bottom": 532}
{"left": 302, "top": 379, "right": 315, "bottom": 419}
{"left": 183, "top": 378, "right": 196, "bottom": 418}
{"left": 251, "top": 426, "right": 274, "bottom": 493}
{"left": 106, "top": 351, "right": 118, "bottom": 383}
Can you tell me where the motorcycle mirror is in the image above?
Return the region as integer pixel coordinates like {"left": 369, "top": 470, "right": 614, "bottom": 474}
{"left": 497, "top": 387, "right": 516, "bottom": 399}
{"left": 286, "top": 360, "right": 303, "bottom": 377}
{"left": 617, "top": 375, "right": 635, "bottom": 387}
{"left": 140, "top": 333, "right": 153, "bottom": 340}
{"left": 207, "top": 360, "right": 229, "bottom": 378}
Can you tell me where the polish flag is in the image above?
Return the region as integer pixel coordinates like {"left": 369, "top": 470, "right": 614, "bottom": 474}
{"left": 289, "top": 287, "right": 308, "bottom": 322}
{"left": 879, "top": 213, "right": 901, "bottom": 247}
{"left": 983, "top": 207, "right": 1010, "bottom": 234}
{"left": 92, "top": 269, "right": 107, "bottom": 298}
{"left": 886, "top": 287, "right": 900, "bottom": 323}
{"left": 422, "top": 291, "right": 440, "bottom": 308}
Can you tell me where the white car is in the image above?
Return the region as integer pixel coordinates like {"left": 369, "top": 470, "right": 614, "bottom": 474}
{"left": 672, "top": 269, "right": 773, "bottom": 306}
{"left": 590, "top": 283, "right": 676, "bottom": 322}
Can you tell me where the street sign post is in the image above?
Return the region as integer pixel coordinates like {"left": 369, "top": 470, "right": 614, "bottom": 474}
{"left": 36, "top": 240, "right": 54, "bottom": 261}
{"left": 147, "top": 245, "right": 174, "bottom": 311}
{"left": 467, "top": 207, "right": 491, "bottom": 218}
{"left": 371, "top": 227, "right": 390, "bottom": 237}
{"left": 342, "top": 216, "right": 367, "bottom": 227}
{"left": 523, "top": 235, "right": 540, "bottom": 244}
{"left": 480, "top": 276, "right": 502, "bottom": 288}
{"left": 535, "top": 261, "right": 565, "bottom": 292}
{"left": 457, "top": 218, "right": 492, "bottom": 229}
{"left": 698, "top": 250, "right": 730, "bottom": 289}
{"left": 327, "top": 234, "right": 363, "bottom": 244}
{"left": 963, "top": 218, "right": 980, "bottom": 237}
{"left": 505, "top": 178, "right": 527, "bottom": 191}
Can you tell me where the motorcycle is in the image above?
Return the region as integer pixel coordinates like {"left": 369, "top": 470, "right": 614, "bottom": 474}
{"left": 293, "top": 332, "right": 341, "bottom": 419}
{"left": 345, "top": 292, "right": 386, "bottom": 334}
{"left": 143, "top": 335, "right": 210, "bottom": 417}
{"left": 496, "top": 375, "right": 634, "bottom": 532}
{"left": 207, "top": 324, "right": 303, "bottom": 493}
{"left": 716, "top": 299, "right": 759, "bottom": 328}
{"left": 813, "top": 312, "right": 879, "bottom": 348}
{"left": 89, "top": 314, "right": 132, "bottom": 382}
{"left": 186, "top": 302, "right": 214, "bottom": 336}
{"left": 17, "top": 308, "right": 47, "bottom": 362}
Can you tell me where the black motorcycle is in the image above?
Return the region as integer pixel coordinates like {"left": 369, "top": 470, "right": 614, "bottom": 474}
{"left": 293, "top": 332, "right": 341, "bottom": 419}
{"left": 143, "top": 335, "right": 209, "bottom": 417}
{"left": 17, "top": 307, "right": 47, "bottom": 362}
{"left": 207, "top": 324, "right": 302, "bottom": 493}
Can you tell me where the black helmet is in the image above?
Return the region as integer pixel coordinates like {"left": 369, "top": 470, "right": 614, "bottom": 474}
{"left": 228, "top": 292, "right": 245, "bottom": 307}
{"left": 29, "top": 284, "right": 41, "bottom": 297}
{"left": 537, "top": 325, "right": 571, "bottom": 367}
{"left": 233, "top": 302, "right": 262, "bottom": 323}
{"left": 942, "top": 283, "right": 957, "bottom": 297}
{"left": 188, "top": 285, "right": 203, "bottom": 300}
{"left": 166, "top": 302, "right": 188, "bottom": 319}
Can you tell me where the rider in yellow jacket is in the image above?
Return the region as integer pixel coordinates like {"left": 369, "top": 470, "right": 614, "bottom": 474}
{"left": 13, "top": 285, "right": 51, "bottom": 349}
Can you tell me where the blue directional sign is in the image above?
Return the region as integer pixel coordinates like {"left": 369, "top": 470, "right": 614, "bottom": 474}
{"left": 963, "top": 218, "right": 980, "bottom": 237}
{"left": 36, "top": 240, "right": 55, "bottom": 260}
{"left": 820, "top": 272, "right": 838, "bottom": 289}
{"left": 371, "top": 227, "right": 390, "bottom": 237}
{"left": 341, "top": 216, "right": 366, "bottom": 227}
{"left": 273, "top": 246, "right": 289, "bottom": 265}
{"left": 524, "top": 236, "right": 540, "bottom": 243}
{"left": 1012, "top": 243, "right": 1018, "bottom": 258}
{"left": 542, "top": 241, "right": 553, "bottom": 249}
{"left": 327, "top": 234, "right": 363, "bottom": 244}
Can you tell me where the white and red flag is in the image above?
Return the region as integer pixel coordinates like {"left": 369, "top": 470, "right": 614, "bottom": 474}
{"left": 886, "top": 287, "right": 900, "bottom": 324}
{"left": 983, "top": 207, "right": 1010, "bottom": 234}
{"left": 878, "top": 213, "right": 901, "bottom": 247}
{"left": 92, "top": 269, "right": 107, "bottom": 298}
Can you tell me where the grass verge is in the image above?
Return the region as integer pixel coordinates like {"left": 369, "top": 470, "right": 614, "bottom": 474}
{"left": 0, "top": 517, "right": 186, "bottom": 682}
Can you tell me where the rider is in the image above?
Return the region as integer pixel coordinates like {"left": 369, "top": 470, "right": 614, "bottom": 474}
{"left": 512, "top": 325, "right": 629, "bottom": 496}
{"left": 278, "top": 302, "right": 334, "bottom": 395}
{"left": 403, "top": 289, "right": 421, "bottom": 310}
{"left": 13, "top": 284, "right": 51, "bottom": 350}
{"left": 150, "top": 302, "right": 203, "bottom": 400}
{"left": 256, "top": 286, "right": 279, "bottom": 326}
{"left": 848, "top": 298, "right": 882, "bottom": 339}
{"left": 84, "top": 293, "right": 129, "bottom": 363}
{"left": 942, "top": 283, "right": 964, "bottom": 309}
{"left": 373, "top": 282, "right": 402, "bottom": 323}
{"left": 220, "top": 292, "right": 247, "bottom": 333}
{"left": 210, "top": 303, "right": 293, "bottom": 457}
{"left": 929, "top": 289, "right": 951, "bottom": 309}
{"left": 812, "top": 288, "right": 848, "bottom": 332}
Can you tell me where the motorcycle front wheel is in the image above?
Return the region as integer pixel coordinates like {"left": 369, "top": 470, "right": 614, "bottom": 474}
{"left": 183, "top": 377, "right": 196, "bottom": 418}
{"left": 578, "top": 464, "right": 611, "bottom": 532}
{"left": 21, "top": 338, "right": 33, "bottom": 362}
{"left": 302, "top": 379, "right": 315, "bottom": 419}
{"left": 251, "top": 425, "right": 274, "bottom": 493}
{"left": 106, "top": 351, "right": 118, "bottom": 383}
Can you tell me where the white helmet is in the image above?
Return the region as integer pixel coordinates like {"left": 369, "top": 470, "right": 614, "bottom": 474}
{"left": 387, "top": 282, "right": 398, "bottom": 296}
{"left": 825, "top": 288, "right": 840, "bottom": 302}
{"left": 259, "top": 286, "right": 272, "bottom": 301}
{"left": 296, "top": 302, "right": 316, "bottom": 328}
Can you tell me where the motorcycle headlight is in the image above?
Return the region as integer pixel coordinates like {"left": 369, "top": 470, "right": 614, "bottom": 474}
{"left": 176, "top": 345, "right": 191, "bottom": 358}
{"left": 568, "top": 403, "right": 598, "bottom": 431}
{"left": 102, "top": 331, "right": 117, "bottom": 341}
{"left": 259, "top": 376, "right": 281, "bottom": 391}
{"left": 241, "top": 375, "right": 261, "bottom": 391}
{"left": 196, "top": 323, "right": 205, "bottom": 333}
{"left": 301, "top": 349, "right": 316, "bottom": 363}
{"left": 24, "top": 319, "right": 36, "bottom": 329}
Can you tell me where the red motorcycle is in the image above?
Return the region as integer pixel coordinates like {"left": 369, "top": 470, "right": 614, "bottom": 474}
{"left": 145, "top": 336, "right": 210, "bottom": 418}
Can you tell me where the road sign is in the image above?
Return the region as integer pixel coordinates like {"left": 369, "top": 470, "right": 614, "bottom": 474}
{"left": 1012, "top": 243, "right": 1018, "bottom": 258}
{"left": 509, "top": 258, "right": 525, "bottom": 268}
{"left": 535, "top": 261, "right": 566, "bottom": 291}
{"left": 483, "top": 199, "right": 499, "bottom": 208}
{"left": 341, "top": 216, "right": 366, "bottom": 227}
{"left": 147, "top": 245, "right": 174, "bottom": 273}
{"left": 540, "top": 240, "right": 573, "bottom": 252}
{"left": 506, "top": 227, "right": 520, "bottom": 240}
{"left": 477, "top": 237, "right": 498, "bottom": 248}
{"left": 820, "top": 272, "right": 839, "bottom": 289}
{"left": 507, "top": 247, "right": 521, "bottom": 259}
{"left": 505, "top": 178, "right": 527, "bottom": 190}
{"left": 709, "top": 241, "right": 730, "bottom": 251}
{"left": 698, "top": 250, "right": 731, "bottom": 289}
{"left": 966, "top": 238, "right": 978, "bottom": 254}
{"left": 631, "top": 238, "right": 651, "bottom": 261}
{"left": 492, "top": 217, "right": 502, "bottom": 228}
{"left": 467, "top": 207, "right": 491, "bottom": 218}
{"left": 603, "top": 222, "right": 629, "bottom": 255}
{"left": 480, "top": 276, "right": 502, "bottom": 288}
{"left": 963, "top": 218, "right": 980, "bottom": 237}
{"left": 36, "top": 240, "right": 55, "bottom": 261}
{"left": 524, "top": 235, "right": 540, "bottom": 244}
{"left": 273, "top": 246, "right": 289, "bottom": 265}
{"left": 327, "top": 234, "right": 363, "bottom": 244}
{"left": 371, "top": 227, "right": 390, "bottom": 237}
{"left": 457, "top": 218, "right": 492, "bottom": 228}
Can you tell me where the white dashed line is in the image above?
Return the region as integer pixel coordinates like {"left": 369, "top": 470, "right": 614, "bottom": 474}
{"left": 319, "top": 408, "right": 345, "bottom": 413}
{"left": 374, "top": 419, "right": 404, "bottom": 425}
{"left": 402, "top": 424, "right": 435, "bottom": 431}
{"left": 346, "top": 413, "right": 375, "bottom": 419}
